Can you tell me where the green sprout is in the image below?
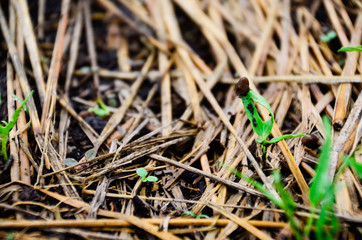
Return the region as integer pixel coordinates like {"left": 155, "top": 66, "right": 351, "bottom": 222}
{"left": 0, "top": 90, "right": 34, "bottom": 161}
{"left": 319, "top": 30, "right": 337, "bottom": 43}
{"left": 337, "top": 45, "right": 362, "bottom": 52}
{"left": 305, "top": 116, "right": 339, "bottom": 239}
{"left": 235, "top": 77, "right": 308, "bottom": 166}
{"left": 88, "top": 98, "right": 110, "bottom": 117}
{"left": 220, "top": 160, "right": 302, "bottom": 239}
{"left": 219, "top": 116, "right": 350, "bottom": 240}
{"left": 181, "top": 211, "right": 210, "bottom": 219}
{"left": 136, "top": 168, "right": 158, "bottom": 182}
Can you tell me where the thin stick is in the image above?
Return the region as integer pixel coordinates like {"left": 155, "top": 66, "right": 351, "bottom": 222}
{"left": 333, "top": 14, "right": 362, "bottom": 130}
{"left": 83, "top": 0, "right": 101, "bottom": 99}
{"left": 150, "top": 154, "right": 264, "bottom": 197}
{"left": 13, "top": 0, "right": 46, "bottom": 104}
{"left": 0, "top": 218, "right": 285, "bottom": 229}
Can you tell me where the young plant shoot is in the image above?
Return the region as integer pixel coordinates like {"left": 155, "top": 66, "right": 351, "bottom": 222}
{"left": 219, "top": 117, "right": 356, "bottom": 240}
{"left": 337, "top": 45, "right": 362, "bottom": 52}
{"left": 88, "top": 98, "right": 110, "bottom": 117}
{"left": 136, "top": 168, "right": 158, "bottom": 182}
{"left": 181, "top": 211, "right": 210, "bottom": 219}
{"left": 235, "top": 77, "right": 308, "bottom": 166}
{"left": 0, "top": 90, "right": 34, "bottom": 161}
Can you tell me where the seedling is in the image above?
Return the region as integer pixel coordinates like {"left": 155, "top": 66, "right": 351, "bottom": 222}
{"left": 337, "top": 45, "right": 362, "bottom": 52}
{"left": 319, "top": 30, "right": 337, "bottom": 43}
{"left": 304, "top": 116, "right": 340, "bottom": 239}
{"left": 136, "top": 168, "right": 158, "bottom": 182}
{"left": 235, "top": 77, "right": 308, "bottom": 166}
{"left": 219, "top": 116, "right": 360, "bottom": 240}
{"left": 0, "top": 90, "right": 34, "bottom": 161}
{"left": 88, "top": 98, "right": 110, "bottom": 117}
{"left": 181, "top": 211, "right": 210, "bottom": 219}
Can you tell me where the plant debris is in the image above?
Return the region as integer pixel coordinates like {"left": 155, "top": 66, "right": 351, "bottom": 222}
{"left": 0, "top": 0, "right": 361, "bottom": 239}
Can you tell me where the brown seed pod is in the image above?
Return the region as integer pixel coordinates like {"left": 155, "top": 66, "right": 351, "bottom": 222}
{"left": 235, "top": 77, "right": 250, "bottom": 96}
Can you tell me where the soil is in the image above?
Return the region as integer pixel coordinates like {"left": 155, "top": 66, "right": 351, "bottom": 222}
{"left": 0, "top": 0, "right": 361, "bottom": 239}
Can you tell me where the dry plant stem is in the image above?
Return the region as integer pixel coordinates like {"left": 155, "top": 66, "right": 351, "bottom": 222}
{"left": 15, "top": 83, "right": 30, "bottom": 184}
{"left": 0, "top": 218, "right": 286, "bottom": 229}
{"left": 174, "top": 0, "right": 248, "bottom": 75}
{"left": 59, "top": 2, "right": 83, "bottom": 159}
{"left": 12, "top": 0, "right": 46, "bottom": 104}
{"left": 153, "top": 0, "right": 172, "bottom": 136}
{"left": 87, "top": 177, "right": 111, "bottom": 219}
{"left": 7, "top": 63, "right": 19, "bottom": 182}
{"left": 277, "top": 0, "right": 291, "bottom": 75}
{"left": 14, "top": 16, "right": 30, "bottom": 183}
{"left": 333, "top": 14, "right": 362, "bottom": 129}
{"left": 35, "top": 185, "right": 182, "bottom": 240}
{"left": 329, "top": 91, "right": 362, "bottom": 180}
{"left": 248, "top": 0, "right": 278, "bottom": 75}
{"left": 162, "top": 0, "right": 203, "bottom": 125}
{"left": 83, "top": 0, "right": 100, "bottom": 99}
{"left": 83, "top": 188, "right": 282, "bottom": 214}
{"left": 37, "top": 0, "right": 45, "bottom": 39}
{"left": 220, "top": 75, "right": 362, "bottom": 84}
{"left": 93, "top": 52, "right": 155, "bottom": 151}
{"left": 40, "top": 0, "right": 70, "bottom": 128}
{"left": 40, "top": 0, "right": 70, "bottom": 169}
{"left": 208, "top": 202, "right": 273, "bottom": 240}
{"left": 0, "top": 3, "right": 83, "bottom": 203}
{"left": 150, "top": 154, "right": 264, "bottom": 197}
{"left": 87, "top": 136, "right": 189, "bottom": 181}
{"left": 6, "top": 5, "right": 19, "bottom": 183}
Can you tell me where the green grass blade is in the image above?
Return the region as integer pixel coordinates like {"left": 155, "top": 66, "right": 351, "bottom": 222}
{"left": 345, "top": 156, "right": 362, "bottom": 180}
{"left": 181, "top": 211, "right": 196, "bottom": 218}
{"left": 337, "top": 45, "right": 362, "bottom": 52}
{"left": 219, "top": 161, "right": 282, "bottom": 206}
{"left": 316, "top": 185, "right": 338, "bottom": 240}
{"left": 267, "top": 133, "right": 309, "bottom": 144}
{"left": 0, "top": 90, "right": 34, "bottom": 161}
{"left": 309, "top": 116, "right": 332, "bottom": 206}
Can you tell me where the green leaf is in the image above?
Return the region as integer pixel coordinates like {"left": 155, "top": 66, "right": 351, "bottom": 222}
{"left": 64, "top": 158, "right": 78, "bottom": 167}
{"left": 0, "top": 90, "right": 34, "bottom": 161}
{"left": 344, "top": 156, "right": 362, "bottom": 180}
{"left": 88, "top": 98, "right": 110, "bottom": 117}
{"left": 266, "top": 133, "right": 310, "bottom": 144}
{"left": 337, "top": 45, "right": 362, "bottom": 52}
{"left": 146, "top": 176, "right": 158, "bottom": 182}
{"left": 12, "top": 94, "right": 29, "bottom": 114}
{"left": 320, "top": 30, "right": 337, "bottom": 43}
{"left": 196, "top": 214, "right": 210, "bottom": 219}
{"left": 273, "top": 171, "right": 302, "bottom": 239}
{"left": 273, "top": 171, "right": 297, "bottom": 212}
{"left": 309, "top": 116, "right": 333, "bottom": 206}
{"left": 316, "top": 185, "right": 338, "bottom": 240}
{"left": 136, "top": 168, "right": 148, "bottom": 178}
{"left": 218, "top": 161, "right": 282, "bottom": 207}
{"left": 85, "top": 148, "right": 97, "bottom": 160}
{"left": 181, "top": 211, "right": 196, "bottom": 218}
{"left": 240, "top": 90, "right": 274, "bottom": 141}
